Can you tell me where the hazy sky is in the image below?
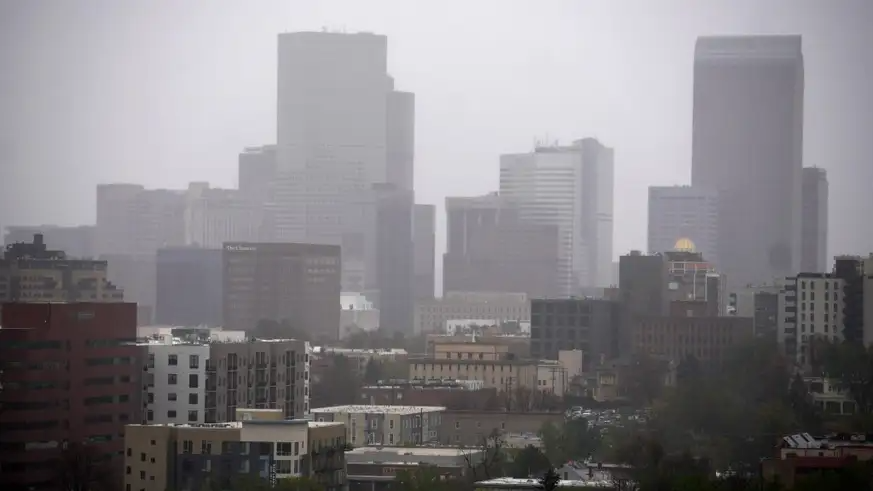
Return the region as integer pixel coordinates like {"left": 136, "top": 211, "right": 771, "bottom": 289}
{"left": 2, "top": 1, "right": 872, "bottom": 288}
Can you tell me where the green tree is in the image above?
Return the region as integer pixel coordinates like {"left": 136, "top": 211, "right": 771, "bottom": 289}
{"left": 539, "top": 418, "right": 601, "bottom": 464}
{"left": 539, "top": 468, "right": 561, "bottom": 491}
{"left": 310, "top": 354, "right": 360, "bottom": 407}
{"left": 507, "top": 445, "right": 551, "bottom": 478}
{"left": 394, "top": 467, "right": 455, "bottom": 491}
{"left": 819, "top": 340, "right": 873, "bottom": 415}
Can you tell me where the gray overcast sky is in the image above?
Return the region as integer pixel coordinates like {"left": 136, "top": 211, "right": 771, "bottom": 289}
{"left": 1, "top": 0, "right": 872, "bottom": 288}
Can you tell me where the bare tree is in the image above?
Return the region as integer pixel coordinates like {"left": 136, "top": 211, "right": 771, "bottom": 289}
{"left": 460, "top": 429, "right": 505, "bottom": 482}
{"left": 55, "top": 442, "right": 115, "bottom": 491}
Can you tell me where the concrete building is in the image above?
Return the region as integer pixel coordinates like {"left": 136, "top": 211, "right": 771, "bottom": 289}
{"left": 141, "top": 338, "right": 210, "bottom": 425}
{"left": 347, "top": 446, "right": 483, "bottom": 491}
{"left": 692, "top": 35, "right": 804, "bottom": 290}
{"left": 311, "top": 347, "right": 407, "bottom": 378}
{"left": 500, "top": 138, "right": 615, "bottom": 293}
{"left": 632, "top": 315, "right": 755, "bottom": 363}
{"left": 647, "top": 185, "right": 718, "bottom": 266}
{"left": 222, "top": 241, "right": 340, "bottom": 340}
{"left": 0, "top": 233, "right": 124, "bottom": 303}
{"left": 413, "top": 204, "right": 436, "bottom": 300}
{"left": 238, "top": 145, "right": 277, "bottom": 201}
{"left": 414, "top": 292, "right": 530, "bottom": 334}
{"left": 801, "top": 167, "right": 828, "bottom": 273}
{"left": 440, "top": 410, "right": 564, "bottom": 447}
{"left": 408, "top": 355, "right": 564, "bottom": 396}
{"left": 205, "top": 338, "right": 311, "bottom": 422}
{"left": 155, "top": 247, "right": 223, "bottom": 327}
{"left": 360, "top": 380, "right": 498, "bottom": 410}
{"left": 3, "top": 224, "right": 96, "bottom": 258}
{"left": 95, "top": 184, "right": 186, "bottom": 257}
{"left": 664, "top": 250, "right": 725, "bottom": 316}
{"left": 184, "top": 182, "right": 263, "bottom": 248}
{"left": 530, "top": 298, "right": 621, "bottom": 364}
{"left": 0, "top": 302, "right": 141, "bottom": 491}
{"left": 102, "top": 253, "right": 156, "bottom": 322}
{"left": 310, "top": 405, "right": 443, "bottom": 446}
{"left": 443, "top": 193, "right": 561, "bottom": 299}
{"left": 271, "top": 31, "right": 413, "bottom": 247}
{"left": 729, "top": 284, "right": 782, "bottom": 338}
{"left": 124, "top": 410, "right": 346, "bottom": 491}
{"left": 425, "top": 333, "right": 531, "bottom": 358}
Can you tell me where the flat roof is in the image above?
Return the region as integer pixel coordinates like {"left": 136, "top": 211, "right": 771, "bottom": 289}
{"left": 311, "top": 405, "right": 445, "bottom": 415}
{"left": 347, "top": 446, "right": 474, "bottom": 457}
{"left": 308, "top": 421, "right": 344, "bottom": 428}
{"left": 476, "top": 478, "right": 613, "bottom": 488}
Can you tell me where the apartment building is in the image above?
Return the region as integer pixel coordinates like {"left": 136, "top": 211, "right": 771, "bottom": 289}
{"left": 426, "top": 334, "right": 531, "bottom": 358}
{"left": 310, "top": 405, "right": 443, "bottom": 447}
{"left": 632, "top": 316, "right": 754, "bottom": 363}
{"left": 414, "top": 292, "right": 530, "bottom": 334}
{"left": 205, "top": 339, "right": 310, "bottom": 423}
{"left": 222, "top": 241, "right": 341, "bottom": 340}
{"left": 0, "top": 233, "right": 124, "bottom": 302}
{"left": 0, "top": 302, "right": 141, "bottom": 491}
{"left": 124, "top": 409, "right": 346, "bottom": 491}
{"left": 141, "top": 339, "right": 210, "bottom": 425}
{"left": 409, "top": 356, "right": 550, "bottom": 393}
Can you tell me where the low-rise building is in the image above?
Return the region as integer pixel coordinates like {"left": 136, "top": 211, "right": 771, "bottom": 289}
{"left": 312, "top": 347, "right": 408, "bottom": 377}
{"left": 530, "top": 298, "right": 620, "bottom": 364}
{"left": 763, "top": 433, "right": 873, "bottom": 488}
{"left": 310, "top": 405, "right": 444, "bottom": 447}
{"left": 123, "top": 409, "right": 346, "bottom": 491}
{"left": 631, "top": 316, "right": 754, "bottom": 364}
{"left": 804, "top": 377, "right": 856, "bottom": 415}
{"left": 347, "top": 446, "right": 484, "bottom": 491}
{"left": 415, "top": 292, "right": 530, "bottom": 335}
{"left": 426, "top": 334, "right": 531, "bottom": 357}
{"left": 360, "top": 379, "right": 498, "bottom": 410}
{"left": 440, "top": 410, "right": 564, "bottom": 446}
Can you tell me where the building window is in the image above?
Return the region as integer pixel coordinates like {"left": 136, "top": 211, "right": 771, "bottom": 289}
{"left": 189, "top": 374, "right": 199, "bottom": 388}
{"left": 168, "top": 410, "right": 177, "bottom": 419}
{"left": 182, "top": 440, "right": 193, "bottom": 454}
{"left": 189, "top": 393, "right": 198, "bottom": 405}
{"left": 168, "top": 374, "right": 177, "bottom": 385}
{"left": 168, "top": 393, "right": 177, "bottom": 401}
{"left": 168, "top": 354, "right": 178, "bottom": 366}
{"left": 187, "top": 410, "right": 198, "bottom": 422}
{"left": 147, "top": 410, "right": 154, "bottom": 421}
{"left": 389, "top": 420, "right": 394, "bottom": 430}
{"left": 277, "top": 442, "right": 293, "bottom": 456}
{"left": 189, "top": 355, "right": 199, "bottom": 369}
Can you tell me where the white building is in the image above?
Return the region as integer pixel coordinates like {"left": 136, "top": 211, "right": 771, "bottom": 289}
{"left": 500, "top": 138, "right": 614, "bottom": 293}
{"left": 142, "top": 338, "right": 210, "bottom": 424}
{"left": 184, "top": 182, "right": 262, "bottom": 248}
{"left": 647, "top": 185, "right": 719, "bottom": 266}
{"left": 414, "top": 293, "right": 530, "bottom": 335}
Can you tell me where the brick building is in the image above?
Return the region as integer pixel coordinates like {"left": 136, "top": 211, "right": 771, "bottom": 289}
{"left": 0, "top": 302, "right": 141, "bottom": 491}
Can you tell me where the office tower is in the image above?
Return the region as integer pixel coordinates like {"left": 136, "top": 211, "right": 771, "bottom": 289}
{"left": 0, "top": 302, "right": 141, "bottom": 491}
{"left": 618, "top": 251, "right": 669, "bottom": 356}
{"left": 4, "top": 224, "right": 96, "bottom": 258}
{"left": 0, "top": 233, "right": 123, "bottom": 302}
{"left": 530, "top": 298, "right": 620, "bottom": 363}
{"left": 222, "top": 242, "right": 341, "bottom": 341}
{"left": 272, "top": 32, "right": 413, "bottom": 244}
{"left": 184, "top": 182, "right": 263, "bottom": 248}
{"left": 155, "top": 247, "right": 223, "bottom": 327}
{"left": 96, "top": 184, "right": 186, "bottom": 257}
{"left": 801, "top": 167, "right": 829, "bottom": 273}
{"left": 500, "top": 138, "right": 614, "bottom": 293}
{"left": 412, "top": 204, "right": 436, "bottom": 300}
{"left": 205, "top": 339, "right": 311, "bottom": 422}
{"left": 369, "top": 184, "right": 414, "bottom": 333}
{"left": 692, "top": 35, "right": 804, "bottom": 289}
{"left": 442, "top": 193, "right": 561, "bottom": 298}
{"left": 238, "top": 144, "right": 277, "bottom": 200}
{"left": 103, "top": 253, "right": 156, "bottom": 322}
{"left": 647, "top": 185, "right": 719, "bottom": 266}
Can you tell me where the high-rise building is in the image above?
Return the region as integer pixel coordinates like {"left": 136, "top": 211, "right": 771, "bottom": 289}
{"left": 801, "top": 167, "right": 829, "bottom": 273}
{"left": 271, "top": 32, "right": 414, "bottom": 246}
{"left": 95, "top": 184, "right": 186, "bottom": 257}
{"left": 442, "top": 193, "right": 561, "bottom": 298}
{"left": 369, "top": 184, "right": 414, "bottom": 333}
{"left": 412, "top": 204, "right": 436, "bottom": 300}
{"left": 140, "top": 337, "right": 210, "bottom": 425}
{"left": 0, "top": 233, "right": 123, "bottom": 302}
{"left": 155, "top": 247, "right": 223, "bottom": 327}
{"left": 647, "top": 186, "right": 719, "bottom": 266}
{"left": 530, "top": 298, "right": 621, "bottom": 363}
{"left": 500, "top": 138, "right": 614, "bottom": 293}
{"left": 0, "top": 302, "right": 141, "bottom": 491}
{"left": 238, "top": 144, "right": 277, "bottom": 200}
{"left": 184, "top": 182, "right": 263, "bottom": 248}
{"left": 4, "top": 224, "right": 96, "bottom": 258}
{"left": 222, "top": 242, "right": 341, "bottom": 341}
{"left": 692, "top": 35, "right": 804, "bottom": 289}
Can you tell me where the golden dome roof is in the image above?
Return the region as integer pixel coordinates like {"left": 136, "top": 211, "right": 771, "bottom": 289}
{"left": 674, "top": 237, "right": 695, "bottom": 252}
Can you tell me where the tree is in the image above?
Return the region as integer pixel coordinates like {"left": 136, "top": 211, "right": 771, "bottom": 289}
{"left": 394, "top": 467, "right": 455, "bottom": 491}
{"left": 54, "top": 443, "right": 115, "bottom": 491}
{"left": 507, "top": 445, "right": 551, "bottom": 478}
{"left": 274, "top": 476, "right": 325, "bottom": 491}
{"left": 539, "top": 468, "right": 561, "bottom": 491}
{"left": 310, "top": 354, "right": 360, "bottom": 407}
{"left": 818, "top": 340, "right": 873, "bottom": 415}
{"left": 624, "top": 354, "right": 668, "bottom": 407}
{"left": 461, "top": 429, "right": 505, "bottom": 482}
{"left": 253, "top": 318, "right": 311, "bottom": 342}
{"left": 539, "top": 418, "right": 601, "bottom": 464}
{"left": 363, "top": 359, "right": 384, "bottom": 384}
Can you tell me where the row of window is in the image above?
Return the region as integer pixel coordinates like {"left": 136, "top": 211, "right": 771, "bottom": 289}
{"left": 167, "top": 373, "right": 200, "bottom": 388}
{"left": 145, "top": 409, "right": 199, "bottom": 422}
{"left": 146, "top": 392, "right": 199, "bottom": 404}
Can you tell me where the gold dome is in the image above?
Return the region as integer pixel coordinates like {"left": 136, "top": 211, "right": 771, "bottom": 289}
{"left": 674, "top": 237, "right": 695, "bottom": 252}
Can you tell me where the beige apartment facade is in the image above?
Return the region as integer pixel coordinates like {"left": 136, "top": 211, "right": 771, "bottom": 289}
{"left": 310, "top": 405, "right": 444, "bottom": 447}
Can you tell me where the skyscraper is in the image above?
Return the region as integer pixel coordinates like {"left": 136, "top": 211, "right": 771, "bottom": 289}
{"left": 500, "top": 138, "right": 614, "bottom": 294}
{"left": 647, "top": 185, "right": 718, "bottom": 265}
{"left": 692, "top": 35, "right": 804, "bottom": 289}
{"left": 800, "top": 167, "right": 828, "bottom": 273}
{"left": 412, "top": 204, "right": 436, "bottom": 300}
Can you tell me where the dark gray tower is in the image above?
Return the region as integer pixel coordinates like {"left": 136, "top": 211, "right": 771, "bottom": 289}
{"left": 800, "top": 167, "right": 828, "bottom": 272}
{"left": 692, "top": 35, "right": 804, "bottom": 289}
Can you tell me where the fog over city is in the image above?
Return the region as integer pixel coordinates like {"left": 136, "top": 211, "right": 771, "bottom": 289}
{"left": 4, "top": 2, "right": 873, "bottom": 491}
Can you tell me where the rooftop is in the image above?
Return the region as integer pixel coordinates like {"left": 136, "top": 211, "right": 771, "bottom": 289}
{"left": 311, "top": 405, "right": 446, "bottom": 415}
{"left": 347, "top": 446, "right": 471, "bottom": 457}
{"left": 475, "top": 478, "right": 613, "bottom": 489}
{"left": 308, "top": 421, "right": 344, "bottom": 428}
